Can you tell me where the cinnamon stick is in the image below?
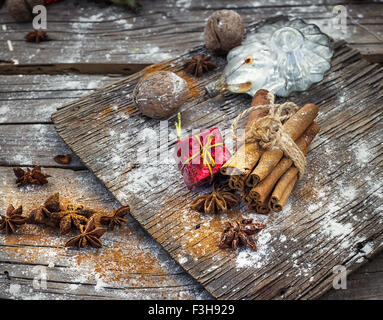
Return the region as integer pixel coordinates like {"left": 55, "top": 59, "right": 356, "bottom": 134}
{"left": 248, "top": 202, "right": 258, "bottom": 212}
{"left": 241, "top": 190, "right": 252, "bottom": 206}
{"left": 245, "top": 149, "right": 283, "bottom": 187}
{"left": 269, "top": 123, "right": 321, "bottom": 212}
{"left": 221, "top": 89, "right": 271, "bottom": 189}
{"left": 256, "top": 198, "right": 271, "bottom": 215}
{"left": 270, "top": 168, "right": 299, "bottom": 212}
{"left": 249, "top": 122, "right": 320, "bottom": 204}
{"left": 245, "top": 103, "right": 319, "bottom": 188}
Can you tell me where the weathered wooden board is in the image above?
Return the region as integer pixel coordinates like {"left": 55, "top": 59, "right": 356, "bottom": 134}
{"left": 0, "top": 74, "right": 119, "bottom": 169}
{"left": 0, "top": 74, "right": 118, "bottom": 124}
{"left": 0, "top": 167, "right": 210, "bottom": 300}
{"left": 1, "top": 72, "right": 382, "bottom": 300}
{"left": 0, "top": 74, "right": 213, "bottom": 300}
{"left": 1, "top": 0, "right": 383, "bottom": 75}
{"left": 1, "top": 165, "right": 380, "bottom": 300}
{"left": 321, "top": 253, "right": 383, "bottom": 299}
{"left": 52, "top": 15, "right": 383, "bottom": 299}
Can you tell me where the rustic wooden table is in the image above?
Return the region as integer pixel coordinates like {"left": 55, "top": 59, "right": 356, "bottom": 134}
{"left": 0, "top": 0, "right": 382, "bottom": 300}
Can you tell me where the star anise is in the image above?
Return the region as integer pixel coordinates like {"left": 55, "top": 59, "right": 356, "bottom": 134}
{"left": 13, "top": 166, "right": 51, "bottom": 187}
{"left": 99, "top": 205, "right": 130, "bottom": 230}
{"left": 65, "top": 218, "right": 107, "bottom": 249}
{"left": 51, "top": 204, "right": 96, "bottom": 235}
{"left": 53, "top": 154, "right": 72, "bottom": 165}
{"left": 0, "top": 204, "right": 26, "bottom": 235}
{"left": 184, "top": 54, "right": 216, "bottom": 77}
{"left": 27, "top": 193, "right": 61, "bottom": 225}
{"left": 190, "top": 184, "right": 239, "bottom": 215}
{"left": 25, "top": 30, "right": 49, "bottom": 43}
{"left": 219, "top": 218, "right": 265, "bottom": 251}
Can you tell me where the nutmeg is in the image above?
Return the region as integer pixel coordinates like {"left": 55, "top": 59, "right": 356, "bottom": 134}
{"left": 204, "top": 9, "right": 244, "bottom": 55}
{"left": 7, "top": 0, "right": 32, "bottom": 22}
{"left": 6, "top": 0, "right": 45, "bottom": 22}
{"left": 133, "top": 71, "right": 189, "bottom": 119}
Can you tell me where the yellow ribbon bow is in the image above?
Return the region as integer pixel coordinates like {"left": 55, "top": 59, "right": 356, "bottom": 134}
{"left": 181, "top": 133, "right": 224, "bottom": 179}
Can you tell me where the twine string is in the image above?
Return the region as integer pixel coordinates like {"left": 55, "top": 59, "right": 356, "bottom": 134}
{"left": 231, "top": 92, "right": 307, "bottom": 178}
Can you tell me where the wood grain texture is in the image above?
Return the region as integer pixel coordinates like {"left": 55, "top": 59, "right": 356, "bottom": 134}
{"left": 0, "top": 73, "right": 210, "bottom": 300}
{"left": 0, "top": 74, "right": 120, "bottom": 169}
{"left": 51, "top": 16, "right": 383, "bottom": 300}
{"left": 0, "top": 167, "right": 211, "bottom": 300}
{"left": 0, "top": 0, "right": 383, "bottom": 75}
{"left": 1, "top": 72, "right": 382, "bottom": 300}
{"left": 0, "top": 74, "right": 118, "bottom": 123}
{"left": 1, "top": 3, "right": 382, "bottom": 300}
{"left": 321, "top": 255, "right": 383, "bottom": 300}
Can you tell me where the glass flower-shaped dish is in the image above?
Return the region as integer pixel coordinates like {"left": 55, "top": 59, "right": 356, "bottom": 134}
{"left": 206, "top": 18, "right": 333, "bottom": 97}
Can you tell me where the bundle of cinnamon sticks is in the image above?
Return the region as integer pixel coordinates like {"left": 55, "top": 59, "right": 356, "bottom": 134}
{"left": 221, "top": 89, "right": 320, "bottom": 214}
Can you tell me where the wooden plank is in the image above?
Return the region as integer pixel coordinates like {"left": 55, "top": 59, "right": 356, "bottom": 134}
{"left": 321, "top": 255, "right": 383, "bottom": 299}
{"left": 1, "top": 72, "right": 382, "bottom": 300}
{"left": 51, "top": 16, "right": 383, "bottom": 299}
{"left": 0, "top": 74, "right": 120, "bottom": 169}
{"left": 0, "top": 69, "right": 210, "bottom": 297}
{"left": 0, "top": 164, "right": 382, "bottom": 299}
{"left": 0, "top": 74, "right": 119, "bottom": 123}
{"left": 0, "top": 70, "right": 210, "bottom": 299}
{"left": 0, "top": 124, "right": 85, "bottom": 168}
{"left": 1, "top": 0, "right": 382, "bottom": 75}
{"left": 0, "top": 167, "right": 210, "bottom": 300}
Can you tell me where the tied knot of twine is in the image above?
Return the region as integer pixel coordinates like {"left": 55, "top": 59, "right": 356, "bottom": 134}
{"left": 231, "top": 92, "right": 307, "bottom": 179}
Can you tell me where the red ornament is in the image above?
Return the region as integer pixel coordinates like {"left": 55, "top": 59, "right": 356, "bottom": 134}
{"left": 45, "top": 0, "right": 61, "bottom": 4}
{"left": 174, "top": 127, "right": 231, "bottom": 189}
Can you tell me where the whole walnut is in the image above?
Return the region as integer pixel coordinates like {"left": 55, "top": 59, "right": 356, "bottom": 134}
{"left": 204, "top": 9, "right": 244, "bottom": 55}
{"left": 7, "top": 0, "right": 45, "bottom": 22}
{"left": 133, "top": 71, "right": 189, "bottom": 119}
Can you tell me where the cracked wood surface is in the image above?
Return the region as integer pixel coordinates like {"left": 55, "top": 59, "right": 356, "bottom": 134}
{"left": 51, "top": 31, "right": 383, "bottom": 300}
{"left": 1, "top": 66, "right": 382, "bottom": 300}
{"left": 0, "top": 0, "right": 383, "bottom": 75}
{"left": 0, "top": 168, "right": 210, "bottom": 300}
{"left": 1, "top": 2, "right": 383, "bottom": 300}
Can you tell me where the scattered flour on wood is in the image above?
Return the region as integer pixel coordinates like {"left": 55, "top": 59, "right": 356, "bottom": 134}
{"left": 324, "top": 220, "right": 353, "bottom": 238}
{"left": 8, "top": 284, "right": 21, "bottom": 296}
{"left": 236, "top": 230, "right": 273, "bottom": 269}
{"left": 177, "top": 0, "right": 192, "bottom": 11}
{"left": 353, "top": 143, "right": 372, "bottom": 164}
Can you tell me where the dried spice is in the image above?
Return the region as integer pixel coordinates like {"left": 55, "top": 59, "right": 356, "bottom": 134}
{"left": 134, "top": 71, "right": 189, "bottom": 119}
{"left": 190, "top": 184, "right": 239, "bottom": 214}
{"left": 13, "top": 166, "right": 51, "bottom": 187}
{"left": 204, "top": 10, "right": 244, "bottom": 55}
{"left": 51, "top": 204, "right": 96, "bottom": 235}
{"left": 184, "top": 54, "right": 216, "bottom": 77}
{"left": 25, "top": 30, "right": 49, "bottom": 43}
{"left": 99, "top": 205, "right": 130, "bottom": 230}
{"left": 27, "top": 193, "right": 60, "bottom": 225}
{"left": 65, "top": 218, "right": 107, "bottom": 249}
{"left": 0, "top": 204, "right": 26, "bottom": 235}
{"left": 219, "top": 218, "right": 265, "bottom": 251}
{"left": 28, "top": 193, "right": 96, "bottom": 234}
{"left": 4, "top": 191, "right": 130, "bottom": 250}
{"left": 53, "top": 154, "right": 72, "bottom": 165}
